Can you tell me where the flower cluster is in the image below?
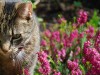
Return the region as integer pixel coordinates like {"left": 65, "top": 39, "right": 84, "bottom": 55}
{"left": 86, "top": 26, "right": 94, "bottom": 40}
{"left": 37, "top": 51, "right": 51, "bottom": 75}
{"left": 94, "top": 30, "right": 100, "bottom": 52}
{"left": 53, "top": 71, "right": 61, "bottom": 75}
{"left": 83, "top": 41, "right": 100, "bottom": 75}
{"left": 77, "top": 10, "right": 88, "bottom": 25}
{"left": 57, "top": 48, "right": 66, "bottom": 61}
{"left": 23, "top": 68, "right": 30, "bottom": 75}
{"left": 67, "top": 60, "right": 82, "bottom": 75}
{"left": 51, "top": 31, "right": 60, "bottom": 42}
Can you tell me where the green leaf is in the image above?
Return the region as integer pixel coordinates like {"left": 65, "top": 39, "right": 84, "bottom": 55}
{"left": 89, "top": 10, "right": 100, "bottom": 28}
{"left": 34, "top": 72, "right": 41, "bottom": 75}
{"left": 74, "top": 1, "right": 82, "bottom": 7}
{"left": 81, "top": 34, "right": 87, "bottom": 49}
{"left": 79, "top": 65, "right": 85, "bottom": 75}
{"left": 32, "top": 4, "right": 37, "bottom": 9}
{"left": 48, "top": 56, "right": 56, "bottom": 69}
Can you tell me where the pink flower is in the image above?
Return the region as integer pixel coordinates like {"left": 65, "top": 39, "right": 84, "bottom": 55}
{"left": 57, "top": 50, "right": 62, "bottom": 61}
{"left": 69, "top": 30, "right": 78, "bottom": 42}
{"left": 86, "top": 26, "right": 94, "bottom": 39}
{"left": 57, "top": 17, "right": 66, "bottom": 24}
{"left": 67, "top": 60, "right": 78, "bottom": 70}
{"left": 67, "top": 60, "right": 82, "bottom": 75}
{"left": 38, "top": 51, "right": 51, "bottom": 75}
{"left": 44, "top": 29, "right": 51, "bottom": 38}
{"left": 94, "top": 30, "right": 100, "bottom": 52}
{"left": 86, "top": 66, "right": 100, "bottom": 75}
{"left": 61, "top": 48, "right": 66, "bottom": 59}
{"left": 79, "top": 32, "right": 84, "bottom": 38}
{"left": 37, "top": 51, "right": 48, "bottom": 63}
{"left": 77, "top": 10, "right": 88, "bottom": 25}
{"left": 75, "top": 46, "right": 81, "bottom": 56}
{"left": 62, "top": 33, "right": 72, "bottom": 48}
{"left": 53, "top": 71, "right": 61, "bottom": 75}
{"left": 57, "top": 48, "right": 66, "bottom": 61}
{"left": 83, "top": 41, "right": 100, "bottom": 75}
{"left": 71, "top": 69, "right": 82, "bottom": 75}
{"left": 23, "top": 68, "right": 30, "bottom": 75}
{"left": 41, "top": 39, "right": 47, "bottom": 46}
{"left": 51, "top": 31, "right": 60, "bottom": 42}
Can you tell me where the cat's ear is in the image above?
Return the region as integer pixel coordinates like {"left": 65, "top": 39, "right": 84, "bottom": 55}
{"left": 16, "top": 2, "right": 33, "bottom": 20}
{"left": 0, "top": 2, "right": 5, "bottom": 14}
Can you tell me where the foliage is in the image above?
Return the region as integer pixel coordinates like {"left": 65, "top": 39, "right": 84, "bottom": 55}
{"left": 89, "top": 10, "right": 100, "bottom": 28}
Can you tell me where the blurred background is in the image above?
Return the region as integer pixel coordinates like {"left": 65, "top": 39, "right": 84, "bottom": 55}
{"left": 32, "top": 0, "right": 100, "bottom": 21}
{"left": 29, "top": 0, "right": 100, "bottom": 31}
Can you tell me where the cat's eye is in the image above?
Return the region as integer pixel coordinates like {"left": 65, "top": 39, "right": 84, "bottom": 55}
{"left": 12, "top": 34, "right": 21, "bottom": 39}
{"left": 11, "top": 34, "right": 23, "bottom": 45}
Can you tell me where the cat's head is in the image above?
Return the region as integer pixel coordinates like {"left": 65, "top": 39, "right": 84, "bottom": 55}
{"left": 0, "top": 1, "right": 34, "bottom": 58}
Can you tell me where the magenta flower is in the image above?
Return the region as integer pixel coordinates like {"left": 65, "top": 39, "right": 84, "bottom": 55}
{"left": 44, "top": 29, "right": 51, "bottom": 38}
{"left": 86, "top": 26, "right": 94, "bottom": 39}
{"left": 62, "top": 33, "right": 72, "bottom": 48}
{"left": 41, "top": 39, "right": 47, "bottom": 46}
{"left": 57, "top": 48, "right": 66, "bottom": 62}
{"left": 86, "top": 66, "right": 100, "bottom": 75}
{"left": 23, "top": 68, "right": 30, "bottom": 75}
{"left": 77, "top": 10, "right": 88, "bottom": 25}
{"left": 53, "top": 71, "right": 61, "bottom": 75}
{"left": 57, "top": 17, "right": 66, "bottom": 24}
{"left": 57, "top": 50, "right": 62, "bottom": 61}
{"left": 69, "top": 30, "right": 78, "bottom": 42}
{"left": 37, "top": 51, "right": 48, "bottom": 63}
{"left": 38, "top": 61, "right": 51, "bottom": 75}
{"left": 52, "top": 47, "right": 66, "bottom": 62}
{"left": 94, "top": 30, "right": 100, "bottom": 52}
{"left": 67, "top": 60, "right": 78, "bottom": 70}
{"left": 75, "top": 46, "right": 80, "bottom": 56}
{"left": 83, "top": 41, "right": 100, "bottom": 75}
{"left": 61, "top": 48, "right": 66, "bottom": 59}
{"left": 51, "top": 31, "right": 60, "bottom": 42}
{"left": 71, "top": 69, "right": 82, "bottom": 75}
{"left": 37, "top": 51, "right": 51, "bottom": 75}
{"left": 79, "top": 32, "right": 84, "bottom": 38}
{"left": 67, "top": 60, "right": 82, "bottom": 75}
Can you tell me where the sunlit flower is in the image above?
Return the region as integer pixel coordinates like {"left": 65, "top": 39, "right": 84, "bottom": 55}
{"left": 69, "top": 29, "right": 78, "bottom": 42}
{"left": 86, "top": 26, "right": 94, "bottom": 39}
{"left": 53, "top": 71, "right": 61, "bottom": 75}
{"left": 57, "top": 17, "right": 66, "bottom": 24}
{"left": 77, "top": 10, "right": 88, "bottom": 25}
{"left": 51, "top": 31, "right": 60, "bottom": 42}
{"left": 41, "top": 39, "right": 47, "bottom": 46}
{"left": 23, "top": 68, "right": 30, "bottom": 75}
{"left": 44, "top": 29, "right": 51, "bottom": 38}
{"left": 38, "top": 51, "right": 51, "bottom": 75}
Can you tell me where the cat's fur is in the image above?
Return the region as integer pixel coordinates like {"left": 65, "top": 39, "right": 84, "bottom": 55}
{"left": 0, "top": 0, "right": 40, "bottom": 75}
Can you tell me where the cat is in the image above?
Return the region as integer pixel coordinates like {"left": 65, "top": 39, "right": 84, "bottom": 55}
{"left": 0, "top": 0, "right": 40, "bottom": 75}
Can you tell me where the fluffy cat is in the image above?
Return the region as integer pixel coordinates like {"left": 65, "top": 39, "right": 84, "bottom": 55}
{"left": 0, "top": 0, "right": 40, "bottom": 75}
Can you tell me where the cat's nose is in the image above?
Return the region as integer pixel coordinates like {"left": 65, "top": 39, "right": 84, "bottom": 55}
{"left": 11, "top": 34, "right": 23, "bottom": 45}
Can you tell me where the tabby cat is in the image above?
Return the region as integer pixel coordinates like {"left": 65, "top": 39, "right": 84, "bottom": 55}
{"left": 0, "top": 0, "right": 40, "bottom": 75}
